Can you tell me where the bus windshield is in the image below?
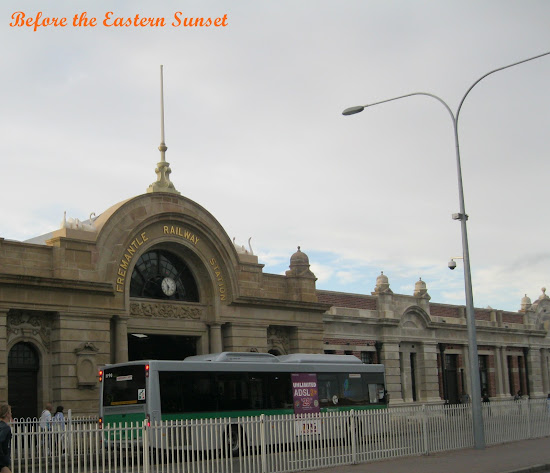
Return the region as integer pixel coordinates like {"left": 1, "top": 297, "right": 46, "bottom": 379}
{"left": 103, "top": 365, "right": 147, "bottom": 407}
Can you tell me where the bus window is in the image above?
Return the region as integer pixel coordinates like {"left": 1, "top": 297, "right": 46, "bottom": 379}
{"left": 248, "top": 375, "right": 264, "bottom": 409}
{"left": 266, "top": 373, "right": 292, "bottom": 409}
{"left": 159, "top": 372, "right": 217, "bottom": 413}
{"left": 217, "top": 373, "right": 249, "bottom": 411}
{"left": 318, "top": 374, "right": 339, "bottom": 407}
{"left": 338, "top": 373, "right": 367, "bottom": 406}
{"left": 159, "top": 372, "right": 185, "bottom": 413}
{"left": 103, "top": 365, "right": 146, "bottom": 406}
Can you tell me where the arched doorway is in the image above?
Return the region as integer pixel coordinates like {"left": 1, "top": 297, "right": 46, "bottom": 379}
{"left": 8, "top": 342, "right": 39, "bottom": 419}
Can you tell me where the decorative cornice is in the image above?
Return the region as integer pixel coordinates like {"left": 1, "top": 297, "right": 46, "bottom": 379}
{"left": 232, "top": 295, "right": 331, "bottom": 313}
{"left": 0, "top": 274, "right": 114, "bottom": 295}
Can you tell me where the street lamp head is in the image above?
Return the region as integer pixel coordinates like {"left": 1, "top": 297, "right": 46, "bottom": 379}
{"left": 342, "top": 105, "right": 365, "bottom": 116}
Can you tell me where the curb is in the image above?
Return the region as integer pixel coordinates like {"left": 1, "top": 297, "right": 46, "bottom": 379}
{"left": 502, "top": 465, "right": 550, "bottom": 473}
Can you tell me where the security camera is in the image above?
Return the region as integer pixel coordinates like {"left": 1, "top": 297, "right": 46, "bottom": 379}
{"left": 448, "top": 259, "right": 457, "bottom": 270}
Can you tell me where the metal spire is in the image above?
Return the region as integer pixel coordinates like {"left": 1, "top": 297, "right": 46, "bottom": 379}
{"left": 147, "top": 65, "right": 180, "bottom": 195}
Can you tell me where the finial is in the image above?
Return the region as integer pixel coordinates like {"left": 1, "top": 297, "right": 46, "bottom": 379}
{"left": 159, "top": 64, "right": 167, "bottom": 163}
{"left": 297, "top": 246, "right": 301, "bottom": 251}
{"left": 147, "top": 65, "right": 180, "bottom": 195}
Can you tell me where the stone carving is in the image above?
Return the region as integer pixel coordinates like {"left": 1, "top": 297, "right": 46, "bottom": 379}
{"left": 74, "top": 342, "right": 100, "bottom": 388}
{"left": 285, "top": 247, "right": 316, "bottom": 278}
{"left": 130, "top": 302, "right": 202, "bottom": 319}
{"left": 7, "top": 310, "right": 53, "bottom": 349}
{"left": 413, "top": 278, "right": 431, "bottom": 300}
{"left": 60, "top": 211, "right": 97, "bottom": 232}
{"left": 233, "top": 237, "right": 254, "bottom": 255}
{"left": 74, "top": 342, "right": 100, "bottom": 354}
{"left": 268, "top": 326, "right": 290, "bottom": 355}
{"left": 373, "top": 272, "right": 393, "bottom": 295}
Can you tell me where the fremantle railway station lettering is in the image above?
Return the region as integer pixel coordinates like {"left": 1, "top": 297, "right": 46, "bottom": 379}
{"left": 116, "top": 232, "right": 149, "bottom": 292}
{"left": 115, "top": 225, "right": 203, "bottom": 293}
{"left": 163, "top": 225, "right": 200, "bottom": 245}
{"left": 209, "top": 258, "right": 226, "bottom": 301}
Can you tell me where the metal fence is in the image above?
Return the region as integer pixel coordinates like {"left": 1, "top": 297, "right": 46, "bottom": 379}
{"left": 10, "top": 399, "right": 550, "bottom": 473}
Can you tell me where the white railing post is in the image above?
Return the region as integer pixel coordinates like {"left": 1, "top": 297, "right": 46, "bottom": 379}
{"left": 260, "top": 414, "right": 267, "bottom": 473}
{"left": 422, "top": 404, "right": 429, "bottom": 455}
{"left": 350, "top": 409, "right": 357, "bottom": 464}
{"left": 526, "top": 400, "right": 532, "bottom": 439}
{"left": 142, "top": 419, "right": 150, "bottom": 473}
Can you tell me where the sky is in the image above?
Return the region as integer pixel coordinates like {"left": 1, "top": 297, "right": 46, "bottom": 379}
{"left": 1, "top": 1, "right": 549, "bottom": 312}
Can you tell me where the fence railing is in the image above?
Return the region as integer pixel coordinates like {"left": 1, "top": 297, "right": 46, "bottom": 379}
{"left": 10, "top": 399, "right": 550, "bottom": 473}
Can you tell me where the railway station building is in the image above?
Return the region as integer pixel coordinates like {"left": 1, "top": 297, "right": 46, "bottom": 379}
{"left": 1, "top": 154, "right": 550, "bottom": 418}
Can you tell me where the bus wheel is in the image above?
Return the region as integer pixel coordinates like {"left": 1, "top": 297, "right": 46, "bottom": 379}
{"left": 227, "top": 425, "right": 243, "bottom": 457}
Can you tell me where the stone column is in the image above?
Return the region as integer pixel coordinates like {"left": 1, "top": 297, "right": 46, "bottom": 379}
{"left": 501, "top": 348, "right": 511, "bottom": 396}
{"left": 526, "top": 348, "right": 543, "bottom": 398}
{"left": 0, "top": 309, "right": 8, "bottom": 402}
{"left": 494, "top": 346, "right": 507, "bottom": 398}
{"left": 380, "top": 342, "right": 403, "bottom": 404}
{"left": 416, "top": 343, "right": 441, "bottom": 403}
{"left": 541, "top": 349, "right": 550, "bottom": 396}
{"left": 209, "top": 323, "right": 223, "bottom": 353}
{"left": 400, "top": 349, "right": 412, "bottom": 402}
{"left": 114, "top": 316, "right": 129, "bottom": 363}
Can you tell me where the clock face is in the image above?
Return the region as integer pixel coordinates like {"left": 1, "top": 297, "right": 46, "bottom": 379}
{"left": 161, "top": 277, "right": 177, "bottom": 296}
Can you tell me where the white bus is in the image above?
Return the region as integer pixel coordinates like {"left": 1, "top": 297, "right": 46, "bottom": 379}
{"left": 99, "top": 352, "right": 386, "bottom": 452}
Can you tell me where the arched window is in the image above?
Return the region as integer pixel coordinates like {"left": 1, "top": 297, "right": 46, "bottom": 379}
{"left": 130, "top": 250, "right": 199, "bottom": 302}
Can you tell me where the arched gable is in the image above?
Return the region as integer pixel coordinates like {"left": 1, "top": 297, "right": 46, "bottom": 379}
{"left": 91, "top": 193, "right": 242, "bottom": 308}
{"left": 400, "top": 305, "right": 431, "bottom": 329}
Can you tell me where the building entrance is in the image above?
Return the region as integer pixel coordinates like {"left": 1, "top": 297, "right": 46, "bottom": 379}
{"left": 445, "top": 354, "right": 460, "bottom": 404}
{"left": 8, "top": 342, "right": 39, "bottom": 419}
{"left": 128, "top": 334, "right": 197, "bottom": 361}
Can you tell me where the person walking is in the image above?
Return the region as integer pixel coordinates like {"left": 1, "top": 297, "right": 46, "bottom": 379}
{"left": 39, "top": 403, "right": 53, "bottom": 455}
{"left": 39, "top": 403, "right": 53, "bottom": 430}
{"left": 52, "top": 406, "right": 65, "bottom": 454}
{"left": 0, "top": 404, "right": 13, "bottom": 473}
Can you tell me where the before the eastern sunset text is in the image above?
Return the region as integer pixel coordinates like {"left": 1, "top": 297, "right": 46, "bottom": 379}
{"left": 9, "top": 11, "right": 229, "bottom": 30}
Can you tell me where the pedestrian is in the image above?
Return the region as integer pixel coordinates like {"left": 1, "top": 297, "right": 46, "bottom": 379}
{"left": 52, "top": 406, "right": 64, "bottom": 424}
{"left": 514, "top": 390, "right": 522, "bottom": 401}
{"left": 482, "top": 391, "right": 490, "bottom": 403}
{"left": 460, "top": 392, "right": 470, "bottom": 404}
{"left": 546, "top": 393, "right": 550, "bottom": 414}
{"left": 0, "top": 404, "right": 12, "bottom": 473}
{"left": 39, "top": 403, "right": 53, "bottom": 430}
{"left": 52, "top": 406, "right": 65, "bottom": 454}
{"left": 39, "top": 403, "right": 53, "bottom": 455}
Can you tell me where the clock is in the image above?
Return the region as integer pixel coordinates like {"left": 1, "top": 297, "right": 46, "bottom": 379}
{"left": 161, "top": 277, "right": 177, "bottom": 297}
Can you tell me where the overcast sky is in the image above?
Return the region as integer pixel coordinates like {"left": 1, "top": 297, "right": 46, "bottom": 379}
{"left": 1, "top": 1, "right": 549, "bottom": 312}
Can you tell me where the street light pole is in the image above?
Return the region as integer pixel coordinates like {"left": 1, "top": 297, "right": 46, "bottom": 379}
{"left": 342, "top": 51, "right": 550, "bottom": 450}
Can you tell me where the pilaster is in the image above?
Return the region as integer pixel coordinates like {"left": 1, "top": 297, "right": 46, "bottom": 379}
{"left": 0, "top": 309, "right": 8, "bottom": 402}
{"left": 380, "top": 342, "right": 402, "bottom": 404}
{"left": 209, "top": 323, "right": 223, "bottom": 353}
{"left": 526, "top": 348, "right": 544, "bottom": 398}
{"left": 400, "top": 348, "right": 412, "bottom": 402}
{"left": 114, "top": 316, "right": 129, "bottom": 363}
{"left": 417, "top": 342, "right": 441, "bottom": 402}
{"left": 494, "top": 346, "right": 507, "bottom": 398}
{"left": 501, "top": 348, "right": 511, "bottom": 396}
{"left": 541, "top": 348, "right": 550, "bottom": 395}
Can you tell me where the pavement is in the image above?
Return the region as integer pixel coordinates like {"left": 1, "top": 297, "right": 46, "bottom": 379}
{"left": 311, "top": 436, "right": 550, "bottom": 473}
